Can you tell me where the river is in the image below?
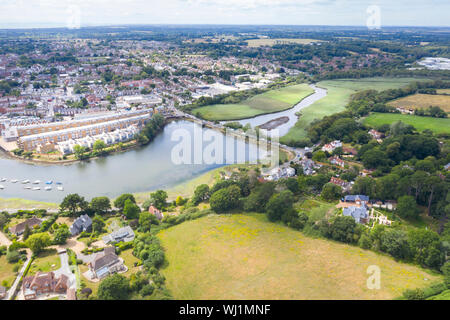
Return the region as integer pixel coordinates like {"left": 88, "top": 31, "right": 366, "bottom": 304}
{"left": 0, "top": 85, "right": 327, "bottom": 203}
{"left": 224, "top": 84, "right": 327, "bottom": 136}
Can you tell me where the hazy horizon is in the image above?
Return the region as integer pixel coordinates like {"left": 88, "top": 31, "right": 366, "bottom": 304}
{"left": 0, "top": 0, "right": 449, "bottom": 29}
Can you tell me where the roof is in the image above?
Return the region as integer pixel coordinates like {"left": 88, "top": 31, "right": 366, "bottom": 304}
{"left": 343, "top": 206, "right": 368, "bottom": 224}
{"left": 344, "top": 195, "right": 369, "bottom": 202}
{"left": 9, "top": 217, "right": 42, "bottom": 235}
{"left": 103, "top": 226, "right": 135, "bottom": 244}
{"left": 70, "top": 214, "right": 92, "bottom": 235}
{"left": 90, "top": 251, "right": 120, "bottom": 272}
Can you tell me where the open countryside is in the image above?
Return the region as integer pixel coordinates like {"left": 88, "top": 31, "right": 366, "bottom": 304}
{"left": 246, "top": 38, "right": 324, "bottom": 47}
{"left": 158, "top": 214, "right": 441, "bottom": 300}
{"left": 364, "top": 113, "right": 450, "bottom": 134}
{"left": 387, "top": 93, "right": 450, "bottom": 112}
{"left": 280, "top": 77, "right": 426, "bottom": 144}
{"left": 192, "top": 83, "right": 314, "bottom": 121}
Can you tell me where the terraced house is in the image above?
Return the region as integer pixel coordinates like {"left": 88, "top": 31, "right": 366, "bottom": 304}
{"left": 18, "top": 112, "right": 152, "bottom": 152}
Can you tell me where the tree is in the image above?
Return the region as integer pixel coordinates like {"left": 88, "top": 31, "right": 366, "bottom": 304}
{"left": 321, "top": 183, "right": 342, "bottom": 201}
{"left": 175, "top": 196, "right": 186, "bottom": 207}
{"left": 123, "top": 199, "right": 141, "bottom": 220}
{"left": 328, "top": 216, "right": 360, "bottom": 244}
{"left": 396, "top": 195, "right": 420, "bottom": 219}
{"left": 243, "top": 182, "right": 275, "bottom": 213}
{"left": 98, "top": 274, "right": 130, "bottom": 300}
{"left": 60, "top": 194, "right": 88, "bottom": 216}
{"left": 73, "top": 144, "right": 86, "bottom": 160}
{"left": 22, "top": 224, "right": 32, "bottom": 241}
{"left": 408, "top": 229, "right": 443, "bottom": 269}
{"left": 149, "top": 190, "right": 168, "bottom": 210}
{"left": 53, "top": 226, "right": 71, "bottom": 245}
{"left": 93, "top": 140, "right": 107, "bottom": 153}
{"left": 92, "top": 215, "right": 106, "bottom": 233}
{"left": 25, "top": 232, "right": 51, "bottom": 254}
{"left": 138, "top": 211, "right": 159, "bottom": 233}
{"left": 442, "top": 262, "right": 450, "bottom": 289}
{"left": 209, "top": 185, "right": 241, "bottom": 213}
{"left": 191, "top": 184, "right": 210, "bottom": 205}
{"left": 90, "top": 197, "right": 111, "bottom": 215}
{"left": 114, "top": 194, "right": 136, "bottom": 211}
{"left": 265, "top": 190, "right": 295, "bottom": 222}
{"left": 380, "top": 229, "right": 410, "bottom": 260}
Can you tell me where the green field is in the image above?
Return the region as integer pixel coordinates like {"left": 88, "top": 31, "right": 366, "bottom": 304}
{"left": 0, "top": 255, "right": 19, "bottom": 288}
{"left": 0, "top": 197, "right": 58, "bottom": 210}
{"left": 280, "top": 77, "right": 431, "bottom": 144}
{"left": 158, "top": 213, "right": 440, "bottom": 300}
{"left": 192, "top": 84, "right": 314, "bottom": 121}
{"left": 364, "top": 113, "right": 450, "bottom": 134}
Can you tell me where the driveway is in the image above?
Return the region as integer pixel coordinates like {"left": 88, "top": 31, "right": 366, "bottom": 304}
{"left": 0, "top": 231, "right": 12, "bottom": 247}
{"left": 54, "top": 251, "right": 77, "bottom": 290}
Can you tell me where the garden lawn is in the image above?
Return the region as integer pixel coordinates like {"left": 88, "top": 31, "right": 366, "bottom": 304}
{"left": 192, "top": 84, "right": 314, "bottom": 121}
{"left": 158, "top": 213, "right": 441, "bottom": 300}
{"left": 0, "top": 255, "right": 19, "bottom": 288}
{"left": 120, "top": 249, "right": 141, "bottom": 277}
{"left": 28, "top": 249, "right": 61, "bottom": 275}
{"left": 364, "top": 113, "right": 450, "bottom": 134}
{"left": 280, "top": 77, "right": 432, "bottom": 145}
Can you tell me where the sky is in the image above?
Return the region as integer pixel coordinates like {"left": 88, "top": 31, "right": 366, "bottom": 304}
{"left": 0, "top": 0, "right": 449, "bottom": 28}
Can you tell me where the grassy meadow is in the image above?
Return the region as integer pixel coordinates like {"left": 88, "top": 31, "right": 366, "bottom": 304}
{"left": 158, "top": 213, "right": 440, "bottom": 300}
{"left": 192, "top": 84, "right": 314, "bottom": 121}
{"left": 280, "top": 77, "right": 432, "bottom": 145}
{"left": 364, "top": 113, "right": 450, "bottom": 134}
{"left": 388, "top": 93, "right": 450, "bottom": 112}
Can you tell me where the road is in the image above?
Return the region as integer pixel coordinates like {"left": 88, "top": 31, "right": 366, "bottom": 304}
{"left": 6, "top": 252, "right": 31, "bottom": 300}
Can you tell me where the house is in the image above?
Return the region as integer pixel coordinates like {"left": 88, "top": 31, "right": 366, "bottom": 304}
{"left": 102, "top": 226, "right": 135, "bottom": 244}
{"left": 9, "top": 217, "right": 42, "bottom": 236}
{"left": 368, "top": 129, "right": 383, "bottom": 140}
{"left": 344, "top": 195, "right": 370, "bottom": 205}
{"left": 342, "top": 147, "right": 357, "bottom": 156}
{"left": 329, "top": 177, "right": 352, "bottom": 192}
{"left": 0, "top": 286, "right": 6, "bottom": 299}
{"left": 88, "top": 247, "right": 125, "bottom": 279}
{"left": 329, "top": 156, "right": 345, "bottom": 168}
{"left": 70, "top": 214, "right": 92, "bottom": 236}
{"left": 322, "top": 140, "right": 342, "bottom": 153}
{"left": 149, "top": 206, "right": 164, "bottom": 221}
{"left": 22, "top": 272, "right": 69, "bottom": 300}
{"left": 343, "top": 206, "right": 369, "bottom": 224}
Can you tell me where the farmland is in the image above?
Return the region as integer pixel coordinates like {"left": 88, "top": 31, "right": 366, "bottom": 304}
{"left": 364, "top": 113, "right": 450, "bottom": 134}
{"left": 388, "top": 93, "right": 450, "bottom": 112}
{"left": 280, "top": 77, "right": 432, "bottom": 145}
{"left": 158, "top": 213, "right": 440, "bottom": 300}
{"left": 246, "top": 38, "right": 324, "bottom": 47}
{"left": 192, "top": 84, "right": 314, "bottom": 121}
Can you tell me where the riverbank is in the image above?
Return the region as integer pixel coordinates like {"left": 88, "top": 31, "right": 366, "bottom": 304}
{"left": 192, "top": 83, "right": 315, "bottom": 121}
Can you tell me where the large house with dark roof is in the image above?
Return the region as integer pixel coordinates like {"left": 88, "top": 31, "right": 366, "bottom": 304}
{"left": 70, "top": 214, "right": 92, "bottom": 236}
{"left": 88, "top": 247, "right": 125, "bottom": 279}
{"left": 9, "top": 217, "right": 42, "bottom": 236}
{"left": 343, "top": 206, "right": 369, "bottom": 224}
{"left": 344, "top": 195, "right": 370, "bottom": 205}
